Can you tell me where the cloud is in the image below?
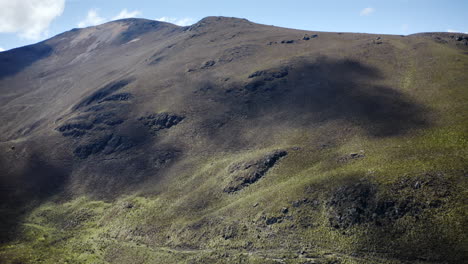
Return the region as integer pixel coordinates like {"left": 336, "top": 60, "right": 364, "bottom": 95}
{"left": 78, "top": 8, "right": 143, "bottom": 28}
{"left": 112, "top": 8, "right": 141, "bottom": 20}
{"left": 447, "top": 29, "right": 467, "bottom": 34}
{"left": 0, "top": 0, "right": 65, "bottom": 40}
{"left": 0, "top": 47, "right": 5, "bottom": 52}
{"left": 77, "top": 9, "right": 105, "bottom": 28}
{"left": 156, "top": 17, "right": 195, "bottom": 26}
{"left": 360, "top": 7, "right": 375, "bottom": 16}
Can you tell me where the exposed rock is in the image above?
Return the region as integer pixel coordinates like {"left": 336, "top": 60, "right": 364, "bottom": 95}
{"left": 122, "top": 201, "right": 134, "bottom": 209}
{"left": 338, "top": 152, "right": 365, "bottom": 162}
{"left": 349, "top": 152, "right": 363, "bottom": 158}
{"left": 73, "top": 134, "right": 113, "bottom": 159}
{"left": 57, "top": 78, "right": 132, "bottom": 147}
{"left": 224, "top": 150, "right": 287, "bottom": 193}
{"left": 266, "top": 217, "right": 279, "bottom": 225}
{"left": 327, "top": 175, "right": 451, "bottom": 229}
{"left": 62, "top": 130, "right": 87, "bottom": 138}
{"left": 219, "top": 45, "right": 257, "bottom": 63}
{"left": 244, "top": 80, "right": 265, "bottom": 91}
{"left": 292, "top": 198, "right": 308, "bottom": 208}
{"left": 73, "top": 134, "right": 134, "bottom": 159}
{"left": 248, "top": 68, "right": 288, "bottom": 80}
{"left": 414, "top": 181, "right": 421, "bottom": 189}
{"left": 222, "top": 225, "right": 237, "bottom": 239}
{"left": 151, "top": 150, "right": 178, "bottom": 169}
{"left": 327, "top": 182, "right": 376, "bottom": 229}
{"left": 149, "top": 56, "right": 165, "bottom": 65}
{"left": 98, "top": 93, "right": 133, "bottom": 102}
{"left": 92, "top": 112, "right": 124, "bottom": 126}
{"left": 138, "top": 112, "right": 184, "bottom": 133}
{"left": 281, "top": 40, "right": 295, "bottom": 44}
{"left": 57, "top": 122, "right": 93, "bottom": 132}
{"left": 57, "top": 111, "right": 125, "bottom": 138}
{"left": 269, "top": 68, "right": 288, "bottom": 79}
{"left": 292, "top": 198, "right": 320, "bottom": 208}
{"left": 102, "top": 135, "right": 134, "bottom": 155}
{"left": 84, "top": 105, "right": 107, "bottom": 112}
{"left": 74, "top": 79, "right": 133, "bottom": 110}
{"left": 243, "top": 67, "right": 289, "bottom": 92}
{"left": 248, "top": 70, "right": 266, "bottom": 78}
{"left": 201, "top": 60, "right": 216, "bottom": 69}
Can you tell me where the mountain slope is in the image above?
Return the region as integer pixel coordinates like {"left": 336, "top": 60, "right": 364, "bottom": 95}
{"left": 0, "top": 17, "right": 467, "bottom": 264}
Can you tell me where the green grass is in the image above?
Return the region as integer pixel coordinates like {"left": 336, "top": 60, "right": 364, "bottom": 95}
{"left": 2, "top": 118, "right": 466, "bottom": 263}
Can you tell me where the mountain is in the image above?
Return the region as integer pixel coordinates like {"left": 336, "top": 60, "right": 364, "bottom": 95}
{"left": 0, "top": 16, "right": 467, "bottom": 264}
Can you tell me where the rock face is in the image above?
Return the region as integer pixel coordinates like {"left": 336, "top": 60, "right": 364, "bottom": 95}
{"left": 53, "top": 78, "right": 138, "bottom": 159}
{"left": 138, "top": 113, "right": 184, "bottom": 134}
{"left": 248, "top": 68, "right": 289, "bottom": 80}
{"left": 73, "top": 134, "right": 135, "bottom": 159}
{"left": 327, "top": 174, "right": 451, "bottom": 229}
{"left": 73, "top": 79, "right": 134, "bottom": 110}
{"left": 224, "top": 150, "right": 287, "bottom": 193}
{"left": 201, "top": 60, "right": 216, "bottom": 69}
{"left": 327, "top": 182, "right": 377, "bottom": 229}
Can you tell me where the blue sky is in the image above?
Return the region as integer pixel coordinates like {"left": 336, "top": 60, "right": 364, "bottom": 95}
{"left": 1, "top": 0, "right": 467, "bottom": 52}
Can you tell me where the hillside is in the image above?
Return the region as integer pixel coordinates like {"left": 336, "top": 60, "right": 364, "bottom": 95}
{"left": 0, "top": 16, "right": 467, "bottom": 263}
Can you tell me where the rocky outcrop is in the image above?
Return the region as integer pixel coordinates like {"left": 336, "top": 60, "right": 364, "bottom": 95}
{"left": 327, "top": 174, "right": 451, "bottom": 229}
{"left": 73, "top": 79, "right": 133, "bottom": 110}
{"left": 224, "top": 150, "right": 287, "bottom": 193}
{"left": 56, "top": 111, "right": 124, "bottom": 138}
{"left": 54, "top": 79, "right": 136, "bottom": 158}
{"left": 201, "top": 60, "right": 216, "bottom": 69}
{"left": 138, "top": 112, "right": 184, "bottom": 134}
{"left": 73, "top": 134, "right": 135, "bottom": 159}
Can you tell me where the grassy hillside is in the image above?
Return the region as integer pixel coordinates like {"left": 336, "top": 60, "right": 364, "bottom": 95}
{"left": 0, "top": 17, "right": 467, "bottom": 263}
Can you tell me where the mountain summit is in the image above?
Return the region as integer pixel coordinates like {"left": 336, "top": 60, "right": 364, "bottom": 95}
{"left": 0, "top": 17, "right": 467, "bottom": 263}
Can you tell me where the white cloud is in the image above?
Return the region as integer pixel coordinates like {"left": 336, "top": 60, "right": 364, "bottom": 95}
{"left": 156, "top": 17, "right": 195, "bottom": 26}
{"left": 112, "top": 8, "right": 141, "bottom": 20}
{"left": 78, "top": 8, "right": 143, "bottom": 28}
{"left": 0, "top": 0, "right": 65, "bottom": 40}
{"left": 447, "top": 29, "right": 467, "bottom": 34}
{"left": 77, "top": 9, "right": 105, "bottom": 28}
{"left": 360, "top": 7, "right": 375, "bottom": 16}
{"left": 0, "top": 47, "right": 5, "bottom": 52}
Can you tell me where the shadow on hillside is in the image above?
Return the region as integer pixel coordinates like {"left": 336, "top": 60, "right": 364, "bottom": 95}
{"left": 208, "top": 56, "right": 431, "bottom": 140}
{"left": 0, "top": 152, "right": 70, "bottom": 243}
{"left": 0, "top": 42, "right": 53, "bottom": 80}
